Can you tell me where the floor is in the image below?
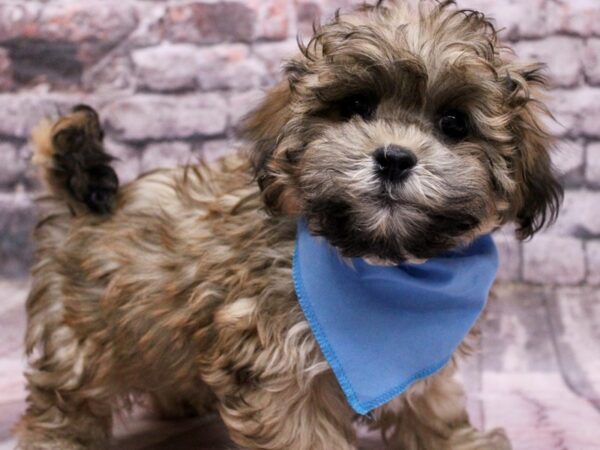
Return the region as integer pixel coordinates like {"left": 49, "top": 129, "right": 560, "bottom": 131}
{"left": 0, "top": 280, "right": 599, "bottom": 450}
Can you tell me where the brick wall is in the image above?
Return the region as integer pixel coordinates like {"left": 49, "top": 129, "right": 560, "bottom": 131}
{"left": 0, "top": 0, "right": 598, "bottom": 284}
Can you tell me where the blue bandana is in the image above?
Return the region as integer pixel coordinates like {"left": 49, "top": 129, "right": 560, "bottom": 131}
{"left": 292, "top": 220, "right": 498, "bottom": 415}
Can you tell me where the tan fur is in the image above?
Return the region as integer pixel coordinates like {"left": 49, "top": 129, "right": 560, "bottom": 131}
{"left": 30, "top": 119, "right": 54, "bottom": 167}
{"left": 16, "top": 1, "right": 561, "bottom": 449}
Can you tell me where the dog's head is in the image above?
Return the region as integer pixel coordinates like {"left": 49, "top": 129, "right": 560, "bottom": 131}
{"left": 242, "top": 0, "right": 562, "bottom": 263}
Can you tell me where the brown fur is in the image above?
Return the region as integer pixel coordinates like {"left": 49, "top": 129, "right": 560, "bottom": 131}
{"left": 31, "top": 104, "right": 118, "bottom": 216}
{"left": 16, "top": 1, "right": 561, "bottom": 449}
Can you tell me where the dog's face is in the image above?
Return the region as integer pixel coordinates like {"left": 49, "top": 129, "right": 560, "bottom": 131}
{"left": 243, "top": 0, "right": 562, "bottom": 262}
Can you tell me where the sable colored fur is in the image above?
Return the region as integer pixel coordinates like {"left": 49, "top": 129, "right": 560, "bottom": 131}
{"left": 31, "top": 104, "right": 118, "bottom": 215}
{"left": 16, "top": 1, "right": 561, "bottom": 449}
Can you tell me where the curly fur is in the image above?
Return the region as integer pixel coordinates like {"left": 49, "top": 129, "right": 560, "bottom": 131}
{"left": 16, "top": 1, "right": 560, "bottom": 449}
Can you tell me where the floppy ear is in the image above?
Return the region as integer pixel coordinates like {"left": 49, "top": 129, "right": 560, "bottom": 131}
{"left": 507, "top": 64, "right": 563, "bottom": 240}
{"left": 240, "top": 81, "right": 300, "bottom": 215}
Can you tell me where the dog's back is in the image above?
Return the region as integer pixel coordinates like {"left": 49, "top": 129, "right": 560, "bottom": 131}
{"left": 24, "top": 105, "right": 281, "bottom": 365}
{"left": 18, "top": 105, "right": 301, "bottom": 449}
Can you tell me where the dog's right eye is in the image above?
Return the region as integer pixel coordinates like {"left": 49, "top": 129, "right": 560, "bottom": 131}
{"left": 337, "top": 94, "right": 376, "bottom": 121}
{"left": 438, "top": 109, "right": 470, "bottom": 141}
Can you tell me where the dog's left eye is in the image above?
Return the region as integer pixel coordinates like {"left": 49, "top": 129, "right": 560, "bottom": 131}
{"left": 337, "top": 94, "right": 376, "bottom": 121}
{"left": 438, "top": 110, "right": 469, "bottom": 140}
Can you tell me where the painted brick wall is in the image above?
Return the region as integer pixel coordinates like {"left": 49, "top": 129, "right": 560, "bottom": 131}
{"left": 0, "top": 0, "right": 598, "bottom": 284}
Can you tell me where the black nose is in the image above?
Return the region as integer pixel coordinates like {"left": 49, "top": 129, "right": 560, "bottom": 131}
{"left": 373, "top": 145, "right": 417, "bottom": 183}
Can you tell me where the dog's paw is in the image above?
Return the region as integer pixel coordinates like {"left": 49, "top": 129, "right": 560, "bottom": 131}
{"left": 448, "top": 427, "right": 512, "bottom": 450}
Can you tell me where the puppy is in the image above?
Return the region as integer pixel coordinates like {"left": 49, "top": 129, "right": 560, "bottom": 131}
{"left": 16, "top": 1, "right": 562, "bottom": 449}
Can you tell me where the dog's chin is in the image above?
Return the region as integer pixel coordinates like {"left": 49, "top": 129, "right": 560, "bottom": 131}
{"left": 303, "top": 189, "right": 487, "bottom": 265}
{"left": 348, "top": 237, "right": 467, "bottom": 265}
{"left": 305, "top": 211, "right": 479, "bottom": 266}
{"left": 302, "top": 167, "right": 492, "bottom": 264}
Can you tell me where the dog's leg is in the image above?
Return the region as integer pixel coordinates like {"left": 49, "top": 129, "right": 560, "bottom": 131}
{"left": 216, "top": 372, "right": 357, "bottom": 450}
{"left": 150, "top": 382, "right": 217, "bottom": 420}
{"left": 15, "top": 340, "right": 113, "bottom": 449}
{"left": 373, "top": 364, "right": 511, "bottom": 450}
{"left": 447, "top": 427, "right": 512, "bottom": 450}
{"left": 15, "top": 283, "right": 113, "bottom": 449}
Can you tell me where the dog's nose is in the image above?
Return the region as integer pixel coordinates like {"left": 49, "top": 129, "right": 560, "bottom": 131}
{"left": 373, "top": 145, "right": 417, "bottom": 183}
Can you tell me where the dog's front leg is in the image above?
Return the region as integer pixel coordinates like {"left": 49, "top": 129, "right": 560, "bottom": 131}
{"left": 215, "top": 370, "right": 357, "bottom": 450}
{"left": 373, "top": 364, "right": 511, "bottom": 450}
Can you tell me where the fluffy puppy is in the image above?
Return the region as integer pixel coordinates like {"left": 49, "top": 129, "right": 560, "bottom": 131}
{"left": 16, "top": 1, "right": 561, "bottom": 449}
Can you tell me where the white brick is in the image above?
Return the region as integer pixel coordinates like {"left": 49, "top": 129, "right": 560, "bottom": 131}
{"left": 523, "top": 236, "right": 586, "bottom": 285}
{"left": 253, "top": 40, "right": 297, "bottom": 82}
{"left": 228, "top": 90, "right": 265, "bottom": 128}
{"left": 547, "top": 0, "right": 600, "bottom": 37}
{"left": 163, "top": 2, "right": 255, "bottom": 45}
{"left": 544, "top": 190, "right": 600, "bottom": 238}
{"left": 553, "top": 140, "right": 584, "bottom": 186}
{"left": 0, "top": 95, "right": 86, "bottom": 139}
{"left": 0, "top": 47, "right": 13, "bottom": 90}
{"left": 546, "top": 90, "right": 579, "bottom": 138}
{"left": 202, "top": 139, "right": 240, "bottom": 162}
{"left": 548, "top": 88, "right": 600, "bottom": 139}
{"left": 132, "top": 43, "right": 200, "bottom": 92}
{"left": 83, "top": 55, "right": 135, "bottom": 93}
{"left": 586, "top": 240, "right": 600, "bottom": 285}
{"left": 105, "top": 140, "right": 141, "bottom": 184}
{"left": 585, "top": 142, "right": 600, "bottom": 189}
{"left": 102, "top": 94, "right": 228, "bottom": 141}
{"left": 0, "top": 191, "right": 36, "bottom": 277}
{"left": 140, "top": 142, "right": 195, "bottom": 172}
{"left": 250, "top": 0, "right": 291, "bottom": 40}
{"left": 584, "top": 38, "right": 600, "bottom": 86}
{"left": 513, "top": 37, "right": 583, "bottom": 88}
{"left": 0, "top": 143, "right": 23, "bottom": 187}
{"left": 493, "top": 232, "right": 522, "bottom": 282}
{"left": 460, "top": 0, "right": 548, "bottom": 39}
{"left": 197, "top": 44, "right": 267, "bottom": 91}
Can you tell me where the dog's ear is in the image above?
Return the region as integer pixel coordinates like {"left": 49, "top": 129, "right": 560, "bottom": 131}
{"left": 507, "top": 63, "right": 563, "bottom": 240}
{"left": 240, "top": 81, "right": 301, "bottom": 216}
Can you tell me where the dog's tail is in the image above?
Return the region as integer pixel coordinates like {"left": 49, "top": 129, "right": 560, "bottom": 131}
{"left": 31, "top": 104, "right": 119, "bottom": 215}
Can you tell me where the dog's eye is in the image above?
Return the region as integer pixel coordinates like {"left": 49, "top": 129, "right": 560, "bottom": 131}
{"left": 438, "top": 110, "right": 469, "bottom": 140}
{"left": 337, "top": 94, "right": 376, "bottom": 120}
